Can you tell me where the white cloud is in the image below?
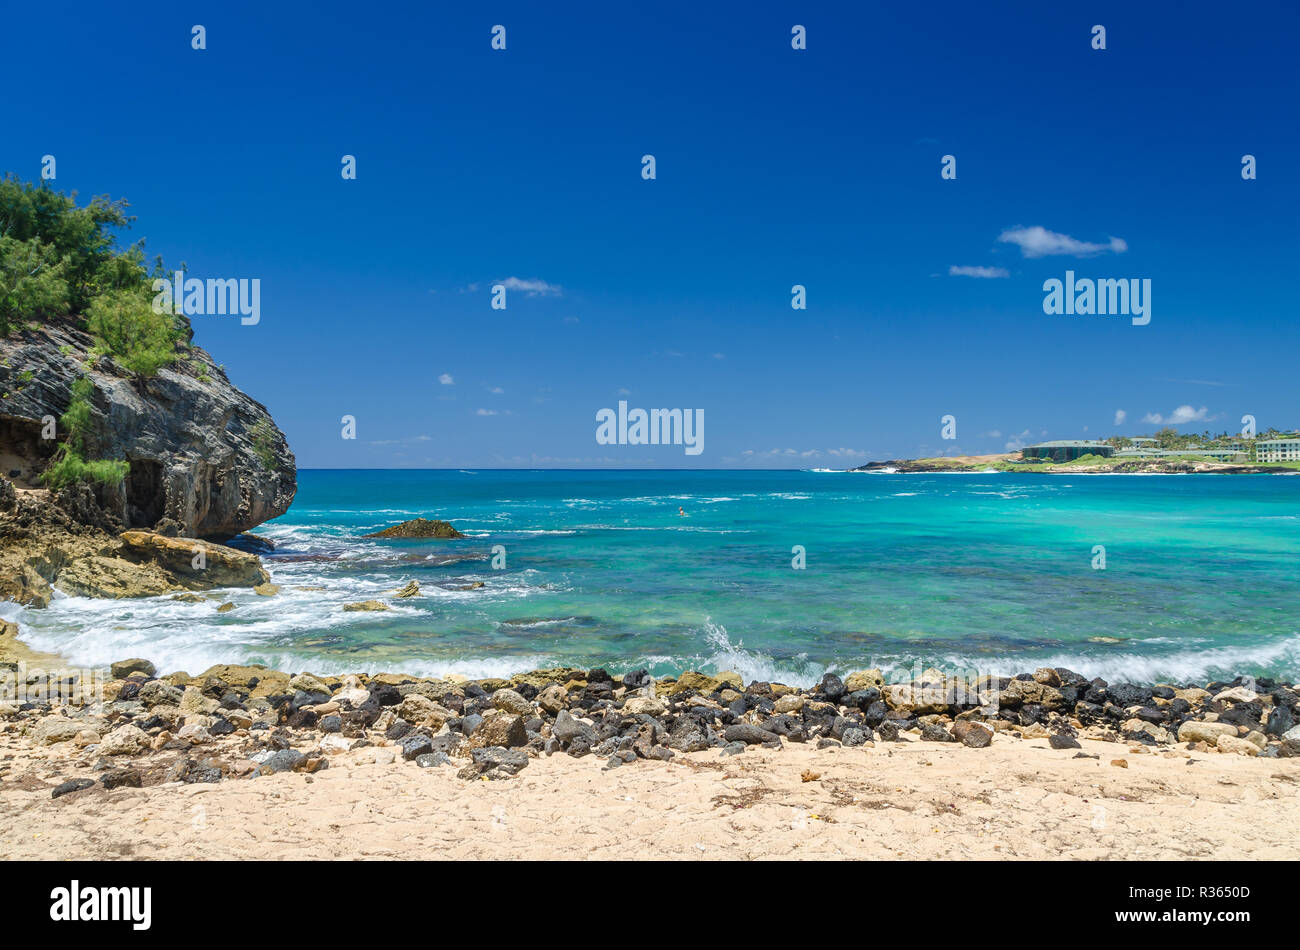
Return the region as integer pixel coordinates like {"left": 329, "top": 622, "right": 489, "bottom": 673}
{"left": 1004, "top": 429, "right": 1034, "bottom": 451}
{"left": 496, "top": 277, "right": 562, "bottom": 297}
{"left": 997, "top": 226, "right": 1128, "bottom": 259}
{"left": 1113, "top": 409, "right": 1127, "bottom": 426}
{"left": 475, "top": 408, "right": 498, "bottom": 416}
{"left": 711, "top": 352, "right": 726, "bottom": 360}
{"left": 1142, "top": 405, "right": 1210, "bottom": 426}
{"left": 488, "top": 386, "right": 504, "bottom": 394}
{"left": 439, "top": 373, "right": 454, "bottom": 385}
{"left": 949, "top": 265, "right": 1009, "bottom": 278}
{"left": 617, "top": 387, "right": 631, "bottom": 396}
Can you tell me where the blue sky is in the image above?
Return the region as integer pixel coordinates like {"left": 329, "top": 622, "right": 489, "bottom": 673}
{"left": 5, "top": 1, "right": 1298, "bottom": 467}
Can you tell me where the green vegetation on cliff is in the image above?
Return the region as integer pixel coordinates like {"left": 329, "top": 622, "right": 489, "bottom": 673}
{"left": 40, "top": 375, "right": 129, "bottom": 490}
{"left": 0, "top": 175, "right": 184, "bottom": 374}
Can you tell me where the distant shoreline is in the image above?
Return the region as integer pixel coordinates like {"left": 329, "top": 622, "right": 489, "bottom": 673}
{"left": 851, "top": 453, "right": 1300, "bottom": 475}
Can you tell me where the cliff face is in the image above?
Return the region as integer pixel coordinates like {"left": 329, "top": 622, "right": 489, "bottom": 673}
{"left": 0, "top": 317, "right": 295, "bottom": 538}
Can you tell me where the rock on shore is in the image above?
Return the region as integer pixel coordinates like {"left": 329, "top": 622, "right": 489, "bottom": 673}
{"left": 0, "top": 490, "right": 270, "bottom": 604}
{"left": 5, "top": 657, "right": 1295, "bottom": 801}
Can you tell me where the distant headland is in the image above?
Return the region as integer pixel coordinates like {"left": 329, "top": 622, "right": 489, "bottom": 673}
{"left": 854, "top": 429, "right": 1300, "bottom": 474}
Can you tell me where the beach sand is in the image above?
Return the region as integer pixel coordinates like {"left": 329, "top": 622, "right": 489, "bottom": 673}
{"left": 3, "top": 735, "right": 1297, "bottom": 860}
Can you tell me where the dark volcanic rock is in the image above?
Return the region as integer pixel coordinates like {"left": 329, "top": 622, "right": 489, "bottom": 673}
{"left": 1049, "top": 733, "right": 1082, "bottom": 750}
{"left": 100, "top": 767, "right": 143, "bottom": 790}
{"left": 818, "top": 673, "right": 846, "bottom": 702}
{"left": 399, "top": 734, "right": 434, "bottom": 760}
{"left": 1267, "top": 705, "right": 1295, "bottom": 737}
{"left": 51, "top": 778, "right": 95, "bottom": 799}
{"left": 920, "top": 722, "right": 957, "bottom": 742}
{"left": 723, "top": 723, "right": 771, "bottom": 745}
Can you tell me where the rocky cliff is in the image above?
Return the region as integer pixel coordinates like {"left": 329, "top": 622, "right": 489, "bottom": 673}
{"left": 0, "top": 316, "right": 295, "bottom": 537}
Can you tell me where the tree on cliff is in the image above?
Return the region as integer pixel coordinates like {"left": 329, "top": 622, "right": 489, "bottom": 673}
{"left": 0, "top": 174, "right": 183, "bottom": 374}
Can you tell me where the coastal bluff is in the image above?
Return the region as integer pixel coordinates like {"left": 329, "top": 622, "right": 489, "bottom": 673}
{"left": 0, "top": 317, "right": 295, "bottom": 537}
{"left": 0, "top": 317, "right": 294, "bottom": 606}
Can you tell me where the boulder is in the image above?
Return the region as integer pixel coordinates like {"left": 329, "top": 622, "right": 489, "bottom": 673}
{"left": 844, "top": 669, "right": 885, "bottom": 693}
{"left": 623, "top": 696, "right": 667, "bottom": 717}
{"left": 950, "top": 720, "right": 993, "bottom": 748}
{"left": 478, "top": 714, "right": 527, "bottom": 748}
{"left": 491, "top": 688, "right": 533, "bottom": 717}
{"left": 32, "top": 717, "right": 83, "bottom": 745}
{"left": 110, "top": 658, "right": 156, "bottom": 679}
{"left": 99, "top": 724, "right": 148, "bottom": 756}
{"left": 118, "top": 531, "right": 270, "bottom": 589}
{"left": 1177, "top": 720, "right": 1237, "bottom": 744}
{"left": 365, "top": 519, "right": 465, "bottom": 539}
{"left": 1216, "top": 735, "right": 1260, "bottom": 757}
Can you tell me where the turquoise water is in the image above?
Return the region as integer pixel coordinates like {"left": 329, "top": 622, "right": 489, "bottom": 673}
{"left": 11, "top": 469, "right": 1300, "bottom": 685}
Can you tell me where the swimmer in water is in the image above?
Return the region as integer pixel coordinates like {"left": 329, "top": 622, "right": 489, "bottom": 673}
{"left": 678, "top": 506, "right": 685, "bottom": 516}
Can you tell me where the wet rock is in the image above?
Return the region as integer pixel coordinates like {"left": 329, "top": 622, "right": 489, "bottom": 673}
{"left": 342, "top": 600, "right": 390, "bottom": 612}
{"left": 365, "top": 518, "right": 465, "bottom": 539}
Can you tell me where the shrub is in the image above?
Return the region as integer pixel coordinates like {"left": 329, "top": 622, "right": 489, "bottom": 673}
{"left": 85, "top": 286, "right": 181, "bottom": 376}
{"left": 0, "top": 235, "right": 69, "bottom": 334}
{"left": 41, "top": 447, "right": 128, "bottom": 491}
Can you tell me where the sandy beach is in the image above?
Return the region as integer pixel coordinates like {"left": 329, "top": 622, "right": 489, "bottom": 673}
{"left": 4, "top": 728, "right": 1298, "bottom": 861}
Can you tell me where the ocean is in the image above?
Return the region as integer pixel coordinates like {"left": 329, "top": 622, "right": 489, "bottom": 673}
{"left": 8, "top": 469, "right": 1299, "bottom": 686}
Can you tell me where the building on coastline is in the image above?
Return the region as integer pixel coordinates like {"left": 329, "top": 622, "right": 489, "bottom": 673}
{"left": 1114, "top": 446, "right": 1248, "bottom": 461}
{"left": 1255, "top": 439, "right": 1300, "bottom": 463}
{"left": 1020, "top": 440, "right": 1115, "bottom": 462}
